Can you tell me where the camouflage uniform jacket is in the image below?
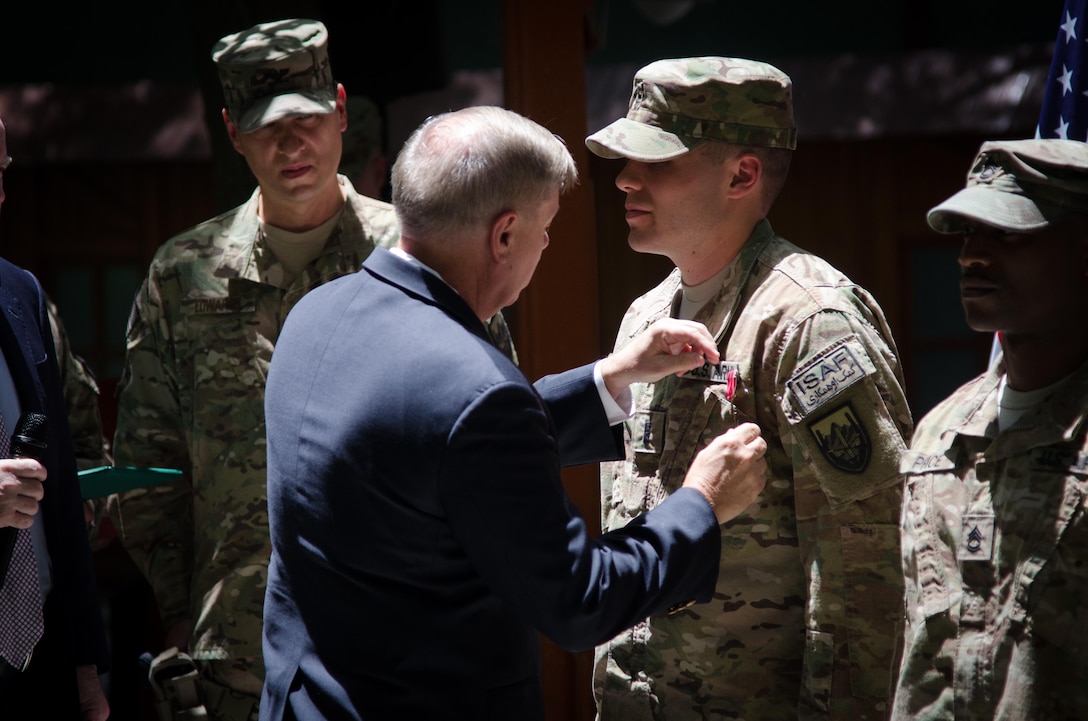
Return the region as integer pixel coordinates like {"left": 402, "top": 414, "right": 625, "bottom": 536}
{"left": 595, "top": 220, "right": 912, "bottom": 721}
{"left": 111, "top": 179, "right": 399, "bottom": 660}
{"left": 46, "top": 296, "right": 111, "bottom": 471}
{"left": 891, "top": 357, "right": 1088, "bottom": 721}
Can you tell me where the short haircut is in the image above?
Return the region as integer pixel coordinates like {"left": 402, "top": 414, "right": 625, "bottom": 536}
{"left": 392, "top": 106, "right": 578, "bottom": 239}
{"left": 702, "top": 140, "right": 792, "bottom": 213}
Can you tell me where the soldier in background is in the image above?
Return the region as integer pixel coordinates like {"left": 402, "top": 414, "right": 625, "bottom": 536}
{"left": 45, "top": 298, "right": 110, "bottom": 474}
{"left": 339, "top": 95, "right": 388, "bottom": 200}
{"left": 585, "top": 57, "right": 913, "bottom": 720}
{"left": 108, "top": 19, "right": 403, "bottom": 721}
{"left": 44, "top": 298, "right": 112, "bottom": 547}
{"left": 891, "top": 139, "right": 1088, "bottom": 721}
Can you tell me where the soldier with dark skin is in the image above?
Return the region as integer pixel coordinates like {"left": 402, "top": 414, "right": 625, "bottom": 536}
{"left": 892, "top": 139, "right": 1088, "bottom": 721}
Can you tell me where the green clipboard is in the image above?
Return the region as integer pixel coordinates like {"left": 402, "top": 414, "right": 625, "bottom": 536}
{"left": 78, "top": 465, "right": 184, "bottom": 499}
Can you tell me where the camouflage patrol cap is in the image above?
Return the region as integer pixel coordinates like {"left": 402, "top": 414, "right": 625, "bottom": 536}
{"left": 928, "top": 139, "right": 1088, "bottom": 233}
{"left": 586, "top": 56, "right": 797, "bottom": 162}
{"left": 211, "top": 18, "right": 336, "bottom": 134}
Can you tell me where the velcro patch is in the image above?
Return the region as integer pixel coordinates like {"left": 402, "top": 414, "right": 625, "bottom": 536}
{"left": 808, "top": 402, "right": 871, "bottom": 473}
{"left": 1031, "top": 448, "right": 1088, "bottom": 475}
{"left": 901, "top": 448, "right": 960, "bottom": 475}
{"left": 788, "top": 342, "right": 871, "bottom": 416}
{"left": 630, "top": 410, "right": 665, "bottom": 455}
{"left": 958, "top": 514, "right": 995, "bottom": 562}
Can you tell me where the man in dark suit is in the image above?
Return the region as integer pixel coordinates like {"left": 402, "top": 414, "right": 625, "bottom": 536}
{"left": 0, "top": 115, "right": 110, "bottom": 719}
{"left": 260, "top": 105, "right": 769, "bottom": 720}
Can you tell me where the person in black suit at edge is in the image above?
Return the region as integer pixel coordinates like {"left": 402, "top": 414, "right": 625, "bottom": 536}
{"left": 0, "top": 114, "right": 110, "bottom": 719}
{"left": 260, "top": 105, "right": 769, "bottom": 720}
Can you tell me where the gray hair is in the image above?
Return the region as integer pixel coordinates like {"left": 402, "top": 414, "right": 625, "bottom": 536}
{"left": 391, "top": 106, "right": 578, "bottom": 239}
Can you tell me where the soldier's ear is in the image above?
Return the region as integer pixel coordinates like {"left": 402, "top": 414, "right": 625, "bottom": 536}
{"left": 223, "top": 110, "right": 244, "bottom": 155}
{"left": 726, "top": 154, "right": 761, "bottom": 199}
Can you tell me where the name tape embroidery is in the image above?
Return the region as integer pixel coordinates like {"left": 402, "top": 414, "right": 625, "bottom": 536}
{"left": 900, "top": 447, "right": 960, "bottom": 475}
{"left": 186, "top": 297, "right": 254, "bottom": 315}
{"left": 1031, "top": 448, "right": 1088, "bottom": 474}
{"left": 680, "top": 361, "right": 740, "bottom": 384}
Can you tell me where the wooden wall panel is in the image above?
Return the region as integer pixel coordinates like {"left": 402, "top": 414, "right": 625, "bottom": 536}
{"left": 501, "top": 2, "right": 602, "bottom": 719}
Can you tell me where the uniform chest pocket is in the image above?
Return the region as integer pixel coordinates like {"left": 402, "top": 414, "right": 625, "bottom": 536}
{"left": 630, "top": 382, "right": 740, "bottom": 464}
{"left": 620, "top": 376, "right": 744, "bottom": 518}
{"left": 1007, "top": 451, "right": 1088, "bottom": 645}
{"left": 179, "top": 295, "right": 273, "bottom": 440}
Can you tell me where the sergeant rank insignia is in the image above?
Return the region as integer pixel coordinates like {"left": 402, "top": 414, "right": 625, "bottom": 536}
{"left": 808, "top": 402, "right": 871, "bottom": 473}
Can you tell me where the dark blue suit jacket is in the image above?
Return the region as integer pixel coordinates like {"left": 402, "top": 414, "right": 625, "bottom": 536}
{"left": 261, "top": 247, "right": 721, "bottom": 720}
{"left": 0, "top": 258, "right": 108, "bottom": 709}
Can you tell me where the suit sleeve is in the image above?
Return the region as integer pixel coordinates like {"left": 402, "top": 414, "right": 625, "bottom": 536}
{"left": 439, "top": 377, "right": 720, "bottom": 652}
{"left": 533, "top": 362, "right": 623, "bottom": 467}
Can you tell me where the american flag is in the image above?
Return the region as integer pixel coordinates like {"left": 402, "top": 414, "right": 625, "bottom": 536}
{"left": 1037, "top": 0, "right": 1088, "bottom": 140}
{"left": 990, "top": 0, "right": 1085, "bottom": 366}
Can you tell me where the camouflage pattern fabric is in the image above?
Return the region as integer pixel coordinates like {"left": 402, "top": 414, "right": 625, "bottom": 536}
{"left": 891, "top": 358, "right": 1088, "bottom": 721}
{"left": 110, "top": 176, "right": 516, "bottom": 669}
{"left": 45, "top": 296, "right": 111, "bottom": 470}
{"left": 586, "top": 57, "right": 797, "bottom": 162}
{"left": 928, "top": 139, "right": 1088, "bottom": 233}
{"left": 211, "top": 18, "right": 336, "bottom": 134}
{"left": 594, "top": 220, "right": 912, "bottom": 721}
{"left": 110, "top": 179, "right": 397, "bottom": 662}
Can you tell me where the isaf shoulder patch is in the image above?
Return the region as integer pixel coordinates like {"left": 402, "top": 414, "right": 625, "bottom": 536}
{"left": 787, "top": 341, "right": 871, "bottom": 416}
{"left": 808, "top": 402, "right": 871, "bottom": 473}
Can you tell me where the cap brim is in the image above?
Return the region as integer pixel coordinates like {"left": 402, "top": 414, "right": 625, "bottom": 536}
{"left": 238, "top": 89, "right": 337, "bottom": 133}
{"left": 585, "top": 117, "right": 697, "bottom": 161}
{"left": 926, "top": 186, "right": 1059, "bottom": 233}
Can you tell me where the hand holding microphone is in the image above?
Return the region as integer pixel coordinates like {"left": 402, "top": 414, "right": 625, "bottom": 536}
{"left": 0, "top": 413, "right": 48, "bottom": 530}
{"left": 0, "top": 412, "right": 48, "bottom": 581}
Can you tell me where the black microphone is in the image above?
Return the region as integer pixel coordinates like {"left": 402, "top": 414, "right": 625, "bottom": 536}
{"left": 0, "top": 412, "right": 48, "bottom": 580}
{"left": 11, "top": 412, "right": 48, "bottom": 461}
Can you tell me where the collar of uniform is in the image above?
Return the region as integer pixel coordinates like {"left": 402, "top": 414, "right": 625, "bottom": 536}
{"left": 211, "top": 187, "right": 266, "bottom": 284}
{"left": 986, "top": 356, "right": 1088, "bottom": 460}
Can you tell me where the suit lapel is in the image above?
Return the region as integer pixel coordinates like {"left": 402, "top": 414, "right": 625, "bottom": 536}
{"left": 0, "top": 270, "right": 48, "bottom": 416}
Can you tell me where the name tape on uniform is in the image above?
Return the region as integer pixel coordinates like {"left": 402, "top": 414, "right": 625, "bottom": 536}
{"left": 680, "top": 360, "right": 740, "bottom": 384}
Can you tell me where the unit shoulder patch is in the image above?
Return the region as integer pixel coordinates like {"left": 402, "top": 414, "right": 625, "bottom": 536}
{"left": 808, "top": 402, "right": 871, "bottom": 473}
